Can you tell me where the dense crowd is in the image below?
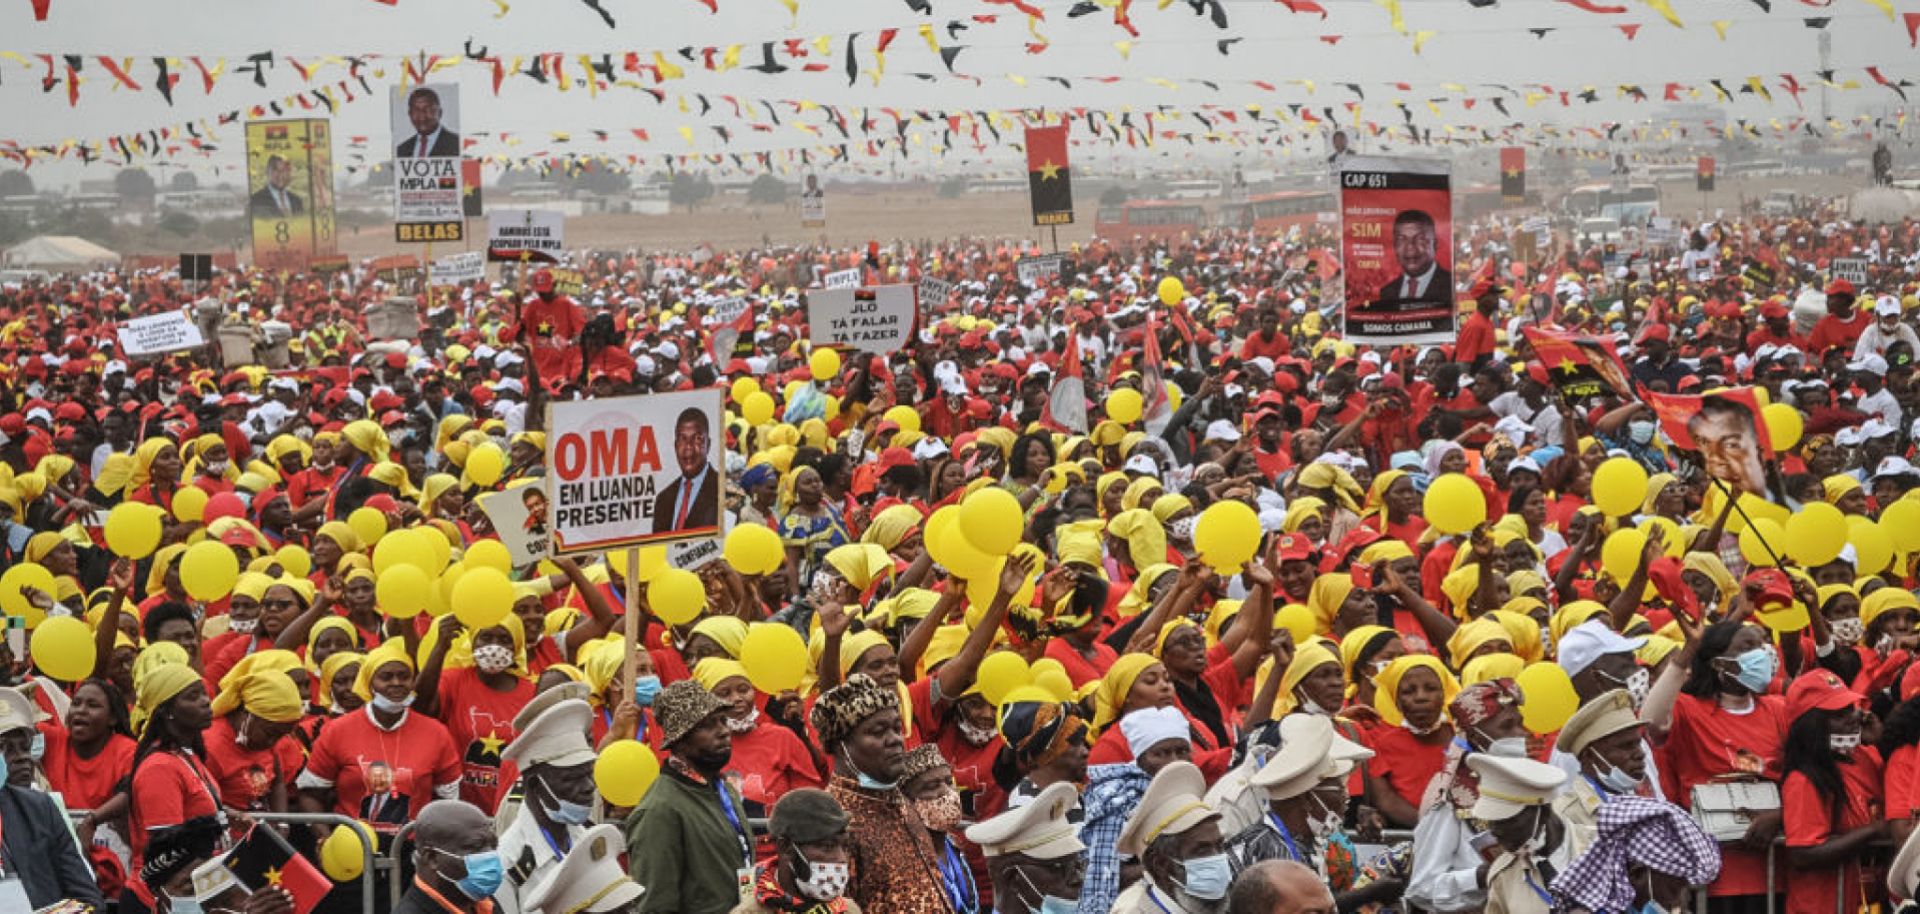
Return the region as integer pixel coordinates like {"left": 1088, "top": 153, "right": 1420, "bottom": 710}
{"left": 4, "top": 200, "right": 1920, "bottom": 914}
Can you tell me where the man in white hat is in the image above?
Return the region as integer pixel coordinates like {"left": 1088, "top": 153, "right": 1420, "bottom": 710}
{"left": 1111, "top": 761, "right": 1231, "bottom": 914}
{"left": 523, "top": 824, "right": 645, "bottom": 914}
{"left": 1467, "top": 753, "right": 1585, "bottom": 914}
{"left": 1551, "top": 621, "right": 1664, "bottom": 800}
{"left": 494, "top": 682, "right": 594, "bottom": 831}
{"left": 965, "top": 782, "right": 1085, "bottom": 914}
{"left": 497, "top": 695, "right": 599, "bottom": 914}
{"left": 0, "top": 685, "right": 99, "bottom": 909}
{"left": 1229, "top": 716, "right": 1376, "bottom": 900}
{"left": 1551, "top": 690, "right": 1649, "bottom": 833}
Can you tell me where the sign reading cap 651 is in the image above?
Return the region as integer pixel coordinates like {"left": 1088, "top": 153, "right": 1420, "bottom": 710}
{"left": 545, "top": 390, "right": 726, "bottom": 555}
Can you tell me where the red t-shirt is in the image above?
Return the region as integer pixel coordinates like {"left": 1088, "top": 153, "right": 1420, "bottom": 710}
{"left": 303, "top": 708, "right": 461, "bottom": 834}
{"left": 1239, "top": 331, "right": 1289, "bottom": 361}
{"left": 513, "top": 294, "right": 588, "bottom": 380}
{"left": 433, "top": 667, "right": 536, "bottom": 812}
{"left": 1044, "top": 638, "right": 1118, "bottom": 689}
{"left": 1887, "top": 744, "right": 1919, "bottom": 819}
{"left": 1366, "top": 725, "right": 1450, "bottom": 810}
{"left": 202, "top": 717, "right": 305, "bottom": 811}
{"left": 1455, "top": 312, "right": 1496, "bottom": 366}
{"left": 1664, "top": 693, "right": 1789, "bottom": 897}
{"left": 129, "top": 750, "right": 222, "bottom": 869}
{"left": 1783, "top": 749, "right": 1883, "bottom": 914}
{"left": 1808, "top": 312, "right": 1871, "bottom": 358}
{"left": 721, "top": 718, "right": 824, "bottom": 815}
{"left": 41, "top": 727, "right": 137, "bottom": 810}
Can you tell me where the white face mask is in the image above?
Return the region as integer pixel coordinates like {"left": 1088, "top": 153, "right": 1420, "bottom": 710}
{"left": 1831, "top": 617, "right": 1865, "bottom": 646}
{"left": 1831, "top": 732, "right": 1861, "bottom": 755}
{"left": 204, "top": 460, "right": 230, "bottom": 476}
{"left": 725, "top": 708, "right": 759, "bottom": 734}
{"left": 793, "top": 848, "right": 850, "bottom": 902}
{"left": 472, "top": 644, "right": 515, "bottom": 675}
{"left": 957, "top": 717, "right": 998, "bottom": 747}
{"left": 1478, "top": 728, "right": 1528, "bottom": 758}
{"left": 1628, "top": 420, "right": 1657, "bottom": 445}
{"left": 228, "top": 616, "right": 259, "bottom": 635}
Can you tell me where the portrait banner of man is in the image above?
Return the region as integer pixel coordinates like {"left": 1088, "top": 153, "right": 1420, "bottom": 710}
{"left": 389, "top": 83, "right": 465, "bottom": 243}
{"left": 544, "top": 389, "right": 726, "bottom": 555}
{"left": 1645, "top": 387, "right": 1777, "bottom": 498}
{"left": 245, "top": 119, "right": 336, "bottom": 270}
{"left": 475, "top": 481, "right": 553, "bottom": 568}
{"left": 1337, "top": 155, "right": 1456, "bottom": 345}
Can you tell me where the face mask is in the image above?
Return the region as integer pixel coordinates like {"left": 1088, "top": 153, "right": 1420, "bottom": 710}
{"left": 1321, "top": 395, "right": 1344, "bottom": 410}
{"left": 1169, "top": 516, "right": 1198, "bottom": 545}
{"left": 1519, "top": 807, "right": 1549, "bottom": 856}
{"left": 1719, "top": 648, "right": 1775, "bottom": 693}
{"left": 1404, "top": 716, "right": 1445, "bottom": 737}
{"left": 632, "top": 675, "right": 662, "bottom": 707}
{"left": 30, "top": 731, "right": 44, "bottom": 762}
{"left": 792, "top": 848, "right": 851, "bottom": 902}
{"left": 1600, "top": 666, "right": 1652, "bottom": 711}
{"left": 430, "top": 847, "right": 505, "bottom": 901}
{"left": 1831, "top": 731, "right": 1862, "bottom": 755}
{"left": 1628, "top": 420, "right": 1656, "bottom": 445}
{"left": 1295, "top": 692, "right": 1333, "bottom": 717}
{"left": 228, "top": 616, "right": 259, "bottom": 635}
{"left": 370, "top": 692, "right": 414, "bottom": 714}
{"left": 166, "top": 895, "right": 206, "bottom": 914}
{"left": 957, "top": 718, "right": 998, "bottom": 747}
{"left": 1831, "top": 617, "right": 1865, "bottom": 646}
{"left": 1538, "top": 626, "right": 1555, "bottom": 660}
{"left": 913, "top": 787, "right": 964, "bottom": 831}
{"left": 1177, "top": 852, "right": 1233, "bottom": 901}
{"left": 204, "top": 460, "right": 230, "bottom": 476}
{"left": 725, "top": 708, "right": 759, "bottom": 734}
{"left": 472, "top": 644, "right": 515, "bottom": 675}
{"left": 1016, "top": 861, "right": 1078, "bottom": 914}
{"left": 1588, "top": 747, "right": 1644, "bottom": 793}
{"left": 1482, "top": 735, "right": 1529, "bottom": 758}
{"left": 538, "top": 777, "right": 593, "bottom": 826}
{"left": 1307, "top": 792, "right": 1342, "bottom": 838}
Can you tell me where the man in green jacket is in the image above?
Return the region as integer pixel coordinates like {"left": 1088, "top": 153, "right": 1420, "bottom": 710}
{"left": 626, "top": 680, "right": 753, "bottom": 914}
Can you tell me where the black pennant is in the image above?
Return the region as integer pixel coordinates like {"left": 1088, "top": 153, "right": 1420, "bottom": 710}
{"left": 1748, "top": 0, "right": 1770, "bottom": 10}
{"left": 939, "top": 46, "right": 965, "bottom": 70}
{"left": 238, "top": 51, "right": 274, "bottom": 88}
{"left": 749, "top": 42, "right": 787, "bottom": 74}
{"left": 577, "top": 0, "right": 616, "bottom": 28}
{"left": 844, "top": 31, "right": 860, "bottom": 86}
{"left": 1529, "top": 28, "right": 1553, "bottom": 38}
{"left": 904, "top": 0, "right": 931, "bottom": 12}
{"left": 1216, "top": 37, "right": 1241, "bottom": 55}
{"left": 464, "top": 38, "right": 490, "bottom": 61}
{"left": 313, "top": 89, "right": 334, "bottom": 112}
{"left": 153, "top": 56, "right": 176, "bottom": 104}
{"left": 1803, "top": 17, "right": 1829, "bottom": 28}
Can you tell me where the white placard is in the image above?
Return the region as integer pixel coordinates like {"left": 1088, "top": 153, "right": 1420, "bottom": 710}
{"left": 486, "top": 209, "right": 565, "bottom": 263}
{"left": 822, "top": 268, "right": 862, "bottom": 290}
{"left": 807, "top": 285, "right": 918, "bottom": 352}
{"left": 117, "top": 311, "right": 206, "bottom": 357}
{"left": 430, "top": 251, "right": 485, "bottom": 286}
{"left": 1831, "top": 258, "right": 1868, "bottom": 285}
{"left": 1016, "top": 254, "right": 1065, "bottom": 286}
{"left": 917, "top": 276, "right": 954, "bottom": 310}
{"left": 545, "top": 390, "right": 726, "bottom": 555}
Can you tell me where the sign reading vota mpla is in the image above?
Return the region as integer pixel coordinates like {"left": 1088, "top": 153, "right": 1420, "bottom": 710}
{"left": 391, "top": 83, "right": 465, "bottom": 243}
{"left": 545, "top": 390, "right": 726, "bottom": 555}
{"left": 486, "top": 209, "right": 565, "bottom": 263}
{"left": 807, "top": 285, "right": 918, "bottom": 352}
{"left": 117, "top": 311, "right": 206, "bottom": 357}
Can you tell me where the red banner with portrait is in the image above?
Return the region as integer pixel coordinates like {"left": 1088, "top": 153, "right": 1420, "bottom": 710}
{"left": 1643, "top": 387, "right": 1774, "bottom": 497}
{"left": 1338, "top": 155, "right": 1456, "bottom": 345}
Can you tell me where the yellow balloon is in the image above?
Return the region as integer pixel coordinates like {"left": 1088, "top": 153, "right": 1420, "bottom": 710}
{"left": 1642, "top": 516, "right": 1684, "bottom": 559}
{"left": 372, "top": 529, "right": 431, "bottom": 576}
{"left": 1785, "top": 502, "right": 1847, "bottom": 567}
{"left": 931, "top": 519, "right": 1000, "bottom": 581}
{"left": 1883, "top": 499, "right": 1920, "bottom": 553}
{"left": 1194, "top": 500, "right": 1260, "bottom": 571}
{"left": 347, "top": 507, "right": 388, "bottom": 551}
{"left": 1516, "top": 662, "right": 1578, "bottom": 735}
{"left": 1591, "top": 458, "right": 1649, "bottom": 517}
{"left": 883, "top": 405, "right": 922, "bottom": 434}
{"left": 451, "top": 566, "right": 514, "bottom": 629}
{"left": 724, "top": 524, "right": 785, "bottom": 576}
{"left": 637, "top": 545, "right": 670, "bottom": 582}
{"left": 0, "top": 563, "right": 53, "bottom": 626}
{"left": 595, "top": 739, "right": 660, "bottom": 807}
{"left": 377, "top": 563, "right": 432, "bottom": 617}
{"left": 810, "top": 348, "right": 842, "bottom": 381}
{"left": 180, "top": 541, "right": 239, "bottom": 601}
{"left": 1600, "top": 528, "right": 1648, "bottom": 583}
{"left": 1740, "top": 518, "right": 1786, "bottom": 567}
{"left": 1031, "top": 667, "right": 1075, "bottom": 702}
{"left": 1274, "top": 604, "right": 1318, "bottom": 643}
{"left": 104, "top": 503, "right": 163, "bottom": 559}
{"left": 1762, "top": 403, "right": 1803, "bottom": 452}
{"left": 959, "top": 487, "right": 1023, "bottom": 556}
{"left": 1422, "top": 473, "right": 1486, "bottom": 535}
{"left": 320, "top": 823, "right": 372, "bottom": 882}
{"left": 277, "top": 544, "right": 312, "bottom": 579}
{"left": 740, "top": 623, "right": 808, "bottom": 694}
{"left": 1757, "top": 603, "right": 1811, "bottom": 634}
{"left": 742, "top": 391, "right": 776, "bottom": 426}
{"left": 648, "top": 568, "right": 706, "bottom": 625}
{"left": 467, "top": 442, "right": 507, "bottom": 486}
{"left": 172, "top": 486, "right": 209, "bottom": 523}
{"left": 1157, "top": 276, "right": 1187, "bottom": 306}
{"left": 29, "top": 616, "right": 94, "bottom": 681}
{"left": 420, "top": 525, "right": 453, "bottom": 574}
{"left": 976, "top": 651, "right": 1031, "bottom": 706}
{"left": 465, "top": 539, "right": 513, "bottom": 573}
{"left": 1106, "top": 388, "right": 1144, "bottom": 425}
{"left": 730, "top": 376, "right": 761, "bottom": 405}
{"left": 1852, "top": 518, "right": 1895, "bottom": 576}
{"left": 432, "top": 561, "right": 466, "bottom": 617}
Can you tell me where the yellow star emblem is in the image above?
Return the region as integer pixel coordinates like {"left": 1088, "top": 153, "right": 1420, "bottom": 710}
{"left": 538, "top": 320, "right": 554, "bottom": 335}
{"left": 478, "top": 731, "right": 506, "bottom": 758}
{"left": 1557, "top": 356, "right": 1578, "bottom": 374}
{"left": 519, "top": 250, "right": 534, "bottom": 262}
{"left": 264, "top": 866, "right": 283, "bottom": 886}
{"left": 1503, "top": 167, "right": 1521, "bottom": 179}
{"left": 1037, "top": 159, "right": 1062, "bottom": 181}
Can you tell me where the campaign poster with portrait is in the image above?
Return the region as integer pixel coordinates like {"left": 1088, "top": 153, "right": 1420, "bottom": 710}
{"left": 245, "top": 119, "right": 336, "bottom": 270}
{"left": 801, "top": 173, "right": 826, "bottom": 228}
{"left": 476, "top": 481, "right": 551, "bottom": 569}
{"left": 1644, "top": 387, "right": 1775, "bottom": 498}
{"left": 1338, "top": 156, "right": 1455, "bottom": 345}
{"left": 391, "top": 83, "right": 465, "bottom": 243}
{"left": 545, "top": 390, "right": 726, "bottom": 555}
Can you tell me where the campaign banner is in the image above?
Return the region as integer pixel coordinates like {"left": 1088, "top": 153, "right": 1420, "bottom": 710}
{"left": 705, "top": 295, "right": 753, "bottom": 363}
{"left": 801, "top": 174, "right": 826, "bottom": 228}
{"left": 917, "top": 276, "right": 954, "bottom": 310}
{"left": 1338, "top": 156, "right": 1456, "bottom": 345}
{"left": 1697, "top": 156, "right": 1716, "bottom": 192}
{"left": 245, "top": 119, "right": 337, "bottom": 271}
{"left": 118, "top": 311, "right": 206, "bottom": 357}
{"left": 1025, "top": 125, "right": 1074, "bottom": 226}
{"left": 476, "top": 483, "right": 551, "bottom": 568}
{"left": 550, "top": 268, "right": 586, "bottom": 298}
{"left": 1644, "top": 387, "right": 1774, "bottom": 497}
{"left": 487, "top": 209, "right": 565, "bottom": 263}
{"left": 392, "top": 83, "right": 465, "bottom": 243}
{"left": 429, "top": 252, "right": 485, "bottom": 286}
{"left": 546, "top": 390, "right": 726, "bottom": 555}
{"left": 1831, "top": 258, "right": 1868, "bottom": 285}
{"left": 1499, "top": 147, "right": 1525, "bottom": 203}
{"left": 1015, "top": 255, "right": 1065, "bottom": 287}
{"left": 807, "top": 285, "right": 917, "bottom": 352}
{"left": 822, "top": 268, "right": 862, "bottom": 290}
{"left": 1521, "top": 326, "right": 1633, "bottom": 401}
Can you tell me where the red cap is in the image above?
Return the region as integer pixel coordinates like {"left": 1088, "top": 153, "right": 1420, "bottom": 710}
{"left": 1761, "top": 301, "right": 1790, "bottom": 320}
{"left": 1826, "top": 278, "right": 1856, "bottom": 297}
{"left": 877, "top": 447, "right": 916, "bottom": 472}
{"left": 1785, "top": 668, "right": 1862, "bottom": 721}
{"left": 1526, "top": 362, "right": 1551, "bottom": 386}
{"left": 364, "top": 494, "right": 400, "bottom": 513}
{"left": 219, "top": 527, "right": 259, "bottom": 548}
{"left": 1468, "top": 277, "right": 1507, "bottom": 299}
{"left": 531, "top": 269, "right": 555, "bottom": 293}
{"left": 1636, "top": 323, "right": 1671, "bottom": 344}
{"left": 1274, "top": 533, "right": 1317, "bottom": 563}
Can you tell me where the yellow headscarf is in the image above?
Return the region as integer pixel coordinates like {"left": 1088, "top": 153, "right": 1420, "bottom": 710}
{"left": 1055, "top": 519, "right": 1105, "bottom": 568}
{"left": 1641, "top": 473, "right": 1678, "bottom": 515}
{"left": 1296, "top": 463, "right": 1362, "bottom": 513}
{"left": 861, "top": 505, "right": 924, "bottom": 552}
{"left": 1445, "top": 617, "right": 1512, "bottom": 669}
{"left": 1360, "top": 470, "right": 1409, "bottom": 524}
{"left": 146, "top": 544, "right": 188, "bottom": 595}
{"left": 1150, "top": 494, "right": 1193, "bottom": 525}
{"left": 689, "top": 616, "right": 748, "bottom": 659}
{"left": 1441, "top": 564, "right": 1484, "bottom": 618}
{"left": 210, "top": 650, "right": 305, "bottom": 722}
{"left": 1462, "top": 652, "right": 1527, "bottom": 686}
{"left": 1371, "top": 655, "right": 1462, "bottom": 727}
{"left": 1823, "top": 474, "right": 1863, "bottom": 504}
{"left": 1506, "top": 570, "right": 1548, "bottom": 601}
{"left": 305, "top": 617, "right": 360, "bottom": 670}
{"left": 315, "top": 521, "right": 359, "bottom": 554}
{"left": 352, "top": 639, "right": 416, "bottom": 702}
{"left": 1121, "top": 477, "right": 1163, "bottom": 513}
{"left": 419, "top": 473, "right": 461, "bottom": 518}
{"left": 1550, "top": 600, "right": 1612, "bottom": 646}
{"left": 579, "top": 638, "right": 627, "bottom": 705}
{"left": 1283, "top": 498, "right": 1328, "bottom": 535}
{"left": 1092, "top": 653, "right": 1161, "bottom": 732}
{"left": 134, "top": 658, "right": 201, "bottom": 737}
{"left": 1107, "top": 509, "right": 1166, "bottom": 572}
{"left": 93, "top": 453, "right": 134, "bottom": 498}
{"left": 1115, "top": 564, "right": 1177, "bottom": 620}
{"left": 1487, "top": 609, "right": 1544, "bottom": 663}
{"left": 825, "top": 544, "right": 894, "bottom": 592}
{"left": 131, "top": 438, "right": 176, "bottom": 488}
{"left": 693, "top": 658, "right": 751, "bottom": 693}
{"left": 315, "top": 651, "right": 366, "bottom": 710}
{"left": 1273, "top": 642, "right": 1340, "bottom": 716}
{"left": 1306, "top": 573, "right": 1356, "bottom": 635}
{"left": 1357, "top": 539, "right": 1414, "bottom": 568}
{"left": 1338, "top": 625, "right": 1397, "bottom": 678}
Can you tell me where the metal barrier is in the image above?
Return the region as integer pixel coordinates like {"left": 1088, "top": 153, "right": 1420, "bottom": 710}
{"left": 66, "top": 809, "right": 379, "bottom": 912}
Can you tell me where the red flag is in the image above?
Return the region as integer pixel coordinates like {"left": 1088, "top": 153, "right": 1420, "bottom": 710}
{"left": 1045, "top": 333, "right": 1088, "bottom": 433}
{"left": 1141, "top": 316, "right": 1173, "bottom": 435}
{"left": 221, "top": 825, "right": 333, "bottom": 914}
{"left": 1521, "top": 326, "right": 1633, "bottom": 401}
{"left": 1642, "top": 387, "right": 1774, "bottom": 498}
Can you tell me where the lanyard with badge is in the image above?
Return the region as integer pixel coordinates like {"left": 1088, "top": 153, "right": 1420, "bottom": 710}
{"left": 715, "top": 781, "right": 754, "bottom": 899}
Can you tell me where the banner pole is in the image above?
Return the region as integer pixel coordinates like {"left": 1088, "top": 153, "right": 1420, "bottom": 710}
{"left": 1710, "top": 476, "right": 1785, "bottom": 569}
{"left": 623, "top": 548, "right": 641, "bottom": 697}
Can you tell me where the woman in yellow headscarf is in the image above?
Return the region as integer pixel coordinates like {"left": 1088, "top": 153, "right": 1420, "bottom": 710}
{"left": 128, "top": 653, "right": 222, "bottom": 865}
{"left": 1105, "top": 509, "right": 1168, "bottom": 582}
{"left": 1085, "top": 651, "right": 1233, "bottom": 779}
{"left": 126, "top": 438, "right": 184, "bottom": 510}
{"left": 860, "top": 503, "right": 925, "bottom": 562}
{"left": 1367, "top": 654, "right": 1460, "bottom": 825}
{"left": 1282, "top": 497, "right": 1329, "bottom": 545}
{"left": 207, "top": 650, "right": 306, "bottom": 811}
{"left": 1359, "top": 470, "right": 1430, "bottom": 546}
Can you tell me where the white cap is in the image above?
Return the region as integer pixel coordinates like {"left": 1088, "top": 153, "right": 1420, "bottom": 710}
{"left": 1878, "top": 295, "right": 1903, "bottom": 317}
{"left": 1876, "top": 456, "right": 1920, "bottom": 481}
{"left": 965, "top": 782, "right": 1086, "bottom": 860}
{"left": 1506, "top": 456, "right": 1543, "bottom": 477}
{"left": 1204, "top": 420, "right": 1242, "bottom": 443}
{"left": 1557, "top": 620, "right": 1646, "bottom": 677}
{"left": 1849, "top": 354, "right": 1890, "bottom": 376}
{"left": 1466, "top": 753, "right": 1567, "bottom": 821}
{"left": 0, "top": 688, "right": 37, "bottom": 736}
{"left": 494, "top": 350, "right": 525, "bottom": 369}
{"left": 1864, "top": 417, "right": 1898, "bottom": 439}
{"left": 1120, "top": 706, "right": 1189, "bottom": 757}
{"left": 1123, "top": 454, "right": 1159, "bottom": 476}
{"left": 1117, "top": 762, "right": 1218, "bottom": 856}
{"left": 502, "top": 697, "right": 597, "bottom": 768}
{"left": 911, "top": 438, "right": 950, "bottom": 461}
{"left": 522, "top": 824, "right": 646, "bottom": 914}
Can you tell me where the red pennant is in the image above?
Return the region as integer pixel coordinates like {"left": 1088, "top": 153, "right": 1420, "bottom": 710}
{"left": 98, "top": 57, "right": 139, "bottom": 90}
{"left": 1559, "top": 0, "right": 1627, "bottom": 12}
{"left": 1319, "top": 35, "right": 1343, "bottom": 44}
{"left": 1277, "top": 0, "right": 1328, "bottom": 17}
{"left": 29, "top": 0, "right": 50, "bottom": 19}
{"left": 1906, "top": 11, "right": 1920, "bottom": 47}
{"left": 1617, "top": 23, "right": 1640, "bottom": 39}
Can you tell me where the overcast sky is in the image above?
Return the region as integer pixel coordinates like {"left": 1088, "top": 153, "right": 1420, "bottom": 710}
{"left": 3, "top": 0, "right": 1915, "bottom": 188}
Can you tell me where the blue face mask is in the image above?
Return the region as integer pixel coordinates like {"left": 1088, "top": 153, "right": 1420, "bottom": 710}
{"left": 539, "top": 778, "right": 593, "bottom": 826}
{"left": 632, "top": 675, "right": 662, "bottom": 707}
{"left": 431, "top": 847, "right": 505, "bottom": 900}
{"left": 1722, "top": 648, "right": 1776, "bottom": 693}
{"left": 842, "top": 748, "right": 897, "bottom": 790}
{"left": 1179, "top": 853, "right": 1233, "bottom": 901}
{"left": 165, "top": 895, "right": 205, "bottom": 914}
{"left": 0, "top": 751, "right": 9, "bottom": 786}
{"left": 1038, "top": 896, "right": 1078, "bottom": 914}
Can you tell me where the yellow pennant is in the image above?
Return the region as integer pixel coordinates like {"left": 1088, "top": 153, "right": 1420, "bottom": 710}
{"left": 1375, "top": 0, "right": 1406, "bottom": 35}
{"left": 679, "top": 126, "right": 696, "bottom": 147}
{"left": 919, "top": 23, "right": 940, "bottom": 53}
{"left": 1115, "top": 40, "right": 1133, "bottom": 59}
{"left": 774, "top": 0, "right": 797, "bottom": 20}
{"left": 654, "top": 51, "right": 684, "bottom": 80}
{"left": 1412, "top": 30, "right": 1436, "bottom": 53}
{"left": 1641, "top": 0, "right": 1683, "bottom": 28}
{"left": 1863, "top": 0, "right": 1894, "bottom": 21}
{"left": 1711, "top": 20, "right": 1730, "bottom": 40}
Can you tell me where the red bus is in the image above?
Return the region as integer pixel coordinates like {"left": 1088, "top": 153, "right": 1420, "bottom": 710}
{"left": 1094, "top": 200, "right": 1208, "bottom": 241}
{"left": 1215, "top": 191, "right": 1335, "bottom": 234}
